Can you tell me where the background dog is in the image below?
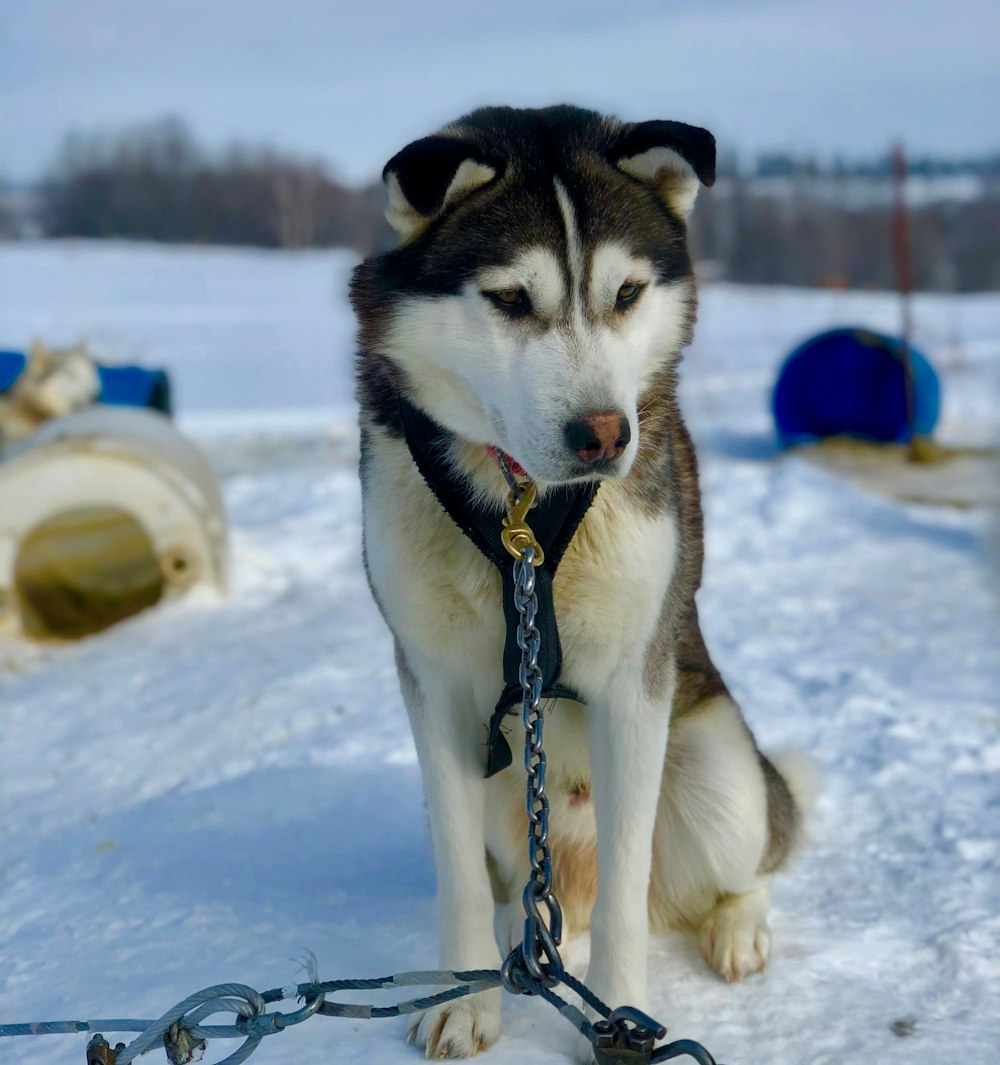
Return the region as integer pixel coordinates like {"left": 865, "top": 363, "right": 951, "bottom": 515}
{"left": 352, "top": 105, "right": 809, "bottom": 1061}
{"left": 0, "top": 340, "right": 99, "bottom": 447}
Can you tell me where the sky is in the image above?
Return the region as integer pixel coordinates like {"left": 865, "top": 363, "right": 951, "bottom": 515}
{"left": 2, "top": 0, "right": 999, "bottom": 185}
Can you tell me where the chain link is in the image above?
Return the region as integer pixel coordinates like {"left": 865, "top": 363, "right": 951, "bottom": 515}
{"left": 515, "top": 549, "right": 547, "bottom": 893}
{"left": 508, "top": 542, "right": 565, "bottom": 988}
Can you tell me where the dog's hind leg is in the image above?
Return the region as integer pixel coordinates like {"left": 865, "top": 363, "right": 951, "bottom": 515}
{"left": 650, "top": 692, "right": 803, "bottom": 982}
{"left": 396, "top": 643, "right": 502, "bottom": 1058}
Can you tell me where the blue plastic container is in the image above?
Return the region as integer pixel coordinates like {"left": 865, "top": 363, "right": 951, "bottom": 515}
{"left": 0, "top": 350, "right": 26, "bottom": 392}
{"left": 0, "top": 350, "right": 171, "bottom": 415}
{"left": 772, "top": 328, "right": 940, "bottom": 446}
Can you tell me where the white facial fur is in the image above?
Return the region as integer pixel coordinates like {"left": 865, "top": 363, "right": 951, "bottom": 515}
{"left": 381, "top": 181, "right": 692, "bottom": 484}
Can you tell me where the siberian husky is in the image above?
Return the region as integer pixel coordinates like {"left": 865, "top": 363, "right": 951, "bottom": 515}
{"left": 351, "top": 106, "right": 807, "bottom": 1061}
{"left": 0, "top": 341, "right": 98, "bottom": 446}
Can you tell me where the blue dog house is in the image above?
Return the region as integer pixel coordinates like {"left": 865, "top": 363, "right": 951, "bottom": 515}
{"left": 0, "top": 350, "right": 172, "bottom": 415}
{"left": 772, "top": 328, "right": 940, "bottom": 446}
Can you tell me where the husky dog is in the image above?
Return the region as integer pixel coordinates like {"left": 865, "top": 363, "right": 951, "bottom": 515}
{"left": 352, "top": 106, "right": 807, "bottom": 1061}
{"left": 0, "top": 341, "right": 99, "bottom": 447}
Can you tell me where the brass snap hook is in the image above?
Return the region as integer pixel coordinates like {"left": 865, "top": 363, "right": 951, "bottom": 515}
{"left": 501, "top": 481, "right": 545, "bottom": 564}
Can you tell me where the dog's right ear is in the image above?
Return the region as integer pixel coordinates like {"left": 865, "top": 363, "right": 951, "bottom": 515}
{"left": 383, "top": 136, "right": 500, "bottom": 242}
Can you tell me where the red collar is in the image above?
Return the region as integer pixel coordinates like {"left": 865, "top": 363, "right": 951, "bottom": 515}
{"left": 484, "top": 444, "right": 526, "bottom": 479}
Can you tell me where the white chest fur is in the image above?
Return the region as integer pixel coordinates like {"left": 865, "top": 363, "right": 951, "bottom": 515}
{"left": 363, "top": 434, "right": 678, "bottom": 713}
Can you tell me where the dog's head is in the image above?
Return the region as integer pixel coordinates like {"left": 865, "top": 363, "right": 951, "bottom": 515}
{"left": 352, "top": 105, "right": 714, "bottom": 486}
{"left": 17, "top": 341, "right": 99, "bottom": 418}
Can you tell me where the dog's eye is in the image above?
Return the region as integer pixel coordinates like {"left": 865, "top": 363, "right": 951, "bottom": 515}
{"left": 615, "top": 281, "right": 645, "bottom": 309}
{"left": 484, "top": 288, "right": 532, "bottom": 317}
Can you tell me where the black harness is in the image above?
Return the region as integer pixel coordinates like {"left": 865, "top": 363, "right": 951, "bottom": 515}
{"left": 398, "top": 397, "right": 598, "bottom": 776}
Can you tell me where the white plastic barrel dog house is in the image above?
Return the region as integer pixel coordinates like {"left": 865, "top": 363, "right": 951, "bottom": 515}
{"left": 0, "top": 407, "right": 227, "bottom": 638}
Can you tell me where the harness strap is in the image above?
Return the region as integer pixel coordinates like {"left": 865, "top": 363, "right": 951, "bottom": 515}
{"left": 397, "top": 397, "right": 598, "bottom": 775}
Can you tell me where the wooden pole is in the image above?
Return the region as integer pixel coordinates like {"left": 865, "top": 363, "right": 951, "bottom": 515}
{"left": 891, "top": 144, "right": 921, "bottom": 460}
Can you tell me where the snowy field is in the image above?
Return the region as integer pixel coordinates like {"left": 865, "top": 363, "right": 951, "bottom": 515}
{"left": 1, "top": 242, "right": 998, "bottom": 1065}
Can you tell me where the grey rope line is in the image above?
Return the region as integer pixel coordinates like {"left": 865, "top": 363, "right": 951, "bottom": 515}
{"left": 0, "top": 971, "right": 504, "bottom": 1065}
{"left": 0, "top": 971, "right": 500, "bottom": 1035}
{"left": 558, "top": 968, "right": 613, "bottom": 1020}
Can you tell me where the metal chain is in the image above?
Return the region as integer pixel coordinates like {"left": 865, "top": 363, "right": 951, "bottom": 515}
{"left": 498, "top": 479, "right": 722, "bottom": 1064}
{"left": 510, "top": 543, "right": 565, "bottom": 986}
{"left": 516, "top": 545, "right": 549, "bottom": 897}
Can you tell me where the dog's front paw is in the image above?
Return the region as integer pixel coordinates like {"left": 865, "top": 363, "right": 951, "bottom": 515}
{"left": 699, "top": 895, "right": 771, "bottom": 981}
{"left": 407, "top": 989, "right": 501, "bottom": 1059}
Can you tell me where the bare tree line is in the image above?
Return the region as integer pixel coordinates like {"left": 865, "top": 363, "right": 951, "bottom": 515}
{"left": 4, "top": 117, "right": 998, "bottom": 291}
{"left": 39, "top": 117, "right": 386, "bottom": 251}
{"left": 689, "top": 173, "right": 1000, "bottom": 291}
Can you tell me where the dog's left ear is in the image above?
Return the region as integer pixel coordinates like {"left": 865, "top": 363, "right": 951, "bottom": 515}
{"left": 612, "top": 120, "right": 715, "bottom": 219}
{"left": 383, "top": 135, "right": 501, "bottom": 242}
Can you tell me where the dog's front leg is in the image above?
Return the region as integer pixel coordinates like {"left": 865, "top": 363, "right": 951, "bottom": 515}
{"left": 398, "top": 645, "right": 502, "bottom": 1059}
{"left": 576, "top": 672, "right": 672, "bottom": 1060}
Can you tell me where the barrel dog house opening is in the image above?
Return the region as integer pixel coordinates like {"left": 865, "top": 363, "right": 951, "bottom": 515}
{"left": 0, "top": 407, "right": 227, "bottom": 640}
{"left": 13, "top": 506, "right": 165, "bottom": 639}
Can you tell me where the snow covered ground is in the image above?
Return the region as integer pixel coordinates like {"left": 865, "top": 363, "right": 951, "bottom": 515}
{"left": 1, "top": 243, "right": 998, "bottom": 1065}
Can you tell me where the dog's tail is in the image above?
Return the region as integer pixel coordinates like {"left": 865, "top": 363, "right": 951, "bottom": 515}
{"left": 759, "top": 749, "right": 820, "bottom": 873}
{"left": 773, "top": 749, "right": 821, "bottom": 817}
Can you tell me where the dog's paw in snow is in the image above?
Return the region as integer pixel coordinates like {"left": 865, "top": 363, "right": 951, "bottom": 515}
{"left": 407, "top": 989, "right": 501, "bottom": 1059}
{"left": 699, "top": 892, "right": 771, "bottom": 982}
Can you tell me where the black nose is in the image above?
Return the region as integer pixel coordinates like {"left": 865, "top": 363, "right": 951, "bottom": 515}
{"left": 564, "top": 412, "right": 631, "bottom": 464}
